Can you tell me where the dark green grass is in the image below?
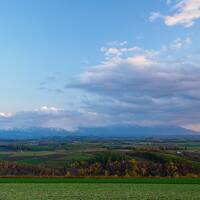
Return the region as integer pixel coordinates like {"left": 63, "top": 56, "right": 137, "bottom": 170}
{"left": 0, "top": 177, "right": 200, "bottom": 184}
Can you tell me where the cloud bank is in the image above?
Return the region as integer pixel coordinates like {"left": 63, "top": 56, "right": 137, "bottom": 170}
{"left": 0, "top": 106, "right": 114, "bottom": 131}
{"left": 1, "top": 39, "right": 200, "bottom": 131}
{"left": 66, "top": 40, "right": 200, "bottom": 131}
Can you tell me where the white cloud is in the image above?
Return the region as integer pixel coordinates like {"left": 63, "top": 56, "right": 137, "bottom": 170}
{"left": 149, "top": 11, "right": 161, "bottom": 22}
{"left": 0, "top": 113, "right": 7, "bottom": 118}
{"left": 185, "top": 37, "right": 192, "bottom": 44}
{"left": 126, "top": 55, "right": 154, "bottom": 67}
{"left": 107, "top": 41, "right": 128, "bottom": 46}
{"left": 0, "top": 112, "right": 12, "bottom": 118}
{"left": 101, "top": 46, "right": 141, "bottom": 59}
{"left": 165, "top": 0, "right": 200, "bottom": 27}
{"left": 100, "top": 47, "right": 123, "bottom": 57}
{"left": 37, "top": 106, "right": 62, "bottom": 113}
{"left": 170, "top": 37, "right": 192, "bottom": 49}
{"left": 100, "top": 43, "right": 158, "bottom": 68}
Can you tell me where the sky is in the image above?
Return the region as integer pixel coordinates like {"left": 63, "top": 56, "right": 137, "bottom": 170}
{"left": 0, "top": 0, "right": 200, "bottom": 131}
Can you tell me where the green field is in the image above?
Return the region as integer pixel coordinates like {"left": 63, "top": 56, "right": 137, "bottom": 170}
{"left": 0, "top": 178, "right": 200, "bottom": 199}
{"left": 0, "top": 183, "right": 199, "bottom": 200}
{"left": 1, "top": 177, "right": 200, "bottom": 184}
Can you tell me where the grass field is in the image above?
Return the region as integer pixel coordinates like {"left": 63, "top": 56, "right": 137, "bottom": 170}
{"left": 0, "top": 183, "right": 200, "bottom": 200}
{"left": 0, "top": 177, "right": 200, "bottom": 184}
{"left": 0, "top": 178, "right": 200, "bottom": 199}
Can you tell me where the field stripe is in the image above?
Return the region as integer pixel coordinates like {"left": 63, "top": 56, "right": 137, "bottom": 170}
{"left": 0, "top": 177, "right": 200, "bottom": 184}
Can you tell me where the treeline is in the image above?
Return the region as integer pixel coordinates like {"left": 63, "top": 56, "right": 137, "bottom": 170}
{"left": 0, "top": 151, "right": 200, "bottom": 177}
{"left": 0, "top": 144, "right": 54, "bottom": 151}
{"left": 64, "top": 152, "right": 200, "bottom": 177}
{"left": 0, "top": 161, "right": 59, "bottom": 176}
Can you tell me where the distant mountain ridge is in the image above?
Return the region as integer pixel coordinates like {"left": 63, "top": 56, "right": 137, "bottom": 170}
{"left": 0, "top": 125, "right": 199, "bottom": 139}
{"left": 76, "top": 125, "right": 199, "bottom": 137}
{"left": 0, "top": 128, "right": 68, "bottom": 139}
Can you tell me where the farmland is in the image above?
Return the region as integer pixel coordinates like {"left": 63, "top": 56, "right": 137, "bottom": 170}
{"left": 1, "top": 138, "right": 200, "bottom": 199}
{"left": 0, "top": 177, "right": 200, "bottom": 199}
{"left": 0, "top": 182, "right": 200, "bottom": 200}
{"left": 1, "top": 137, "right": 200, "bottom": 177}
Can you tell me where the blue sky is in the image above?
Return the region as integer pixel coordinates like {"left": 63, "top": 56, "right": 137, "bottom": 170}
{"left": 1, "top": 0, "right": 200, "bottom": 131}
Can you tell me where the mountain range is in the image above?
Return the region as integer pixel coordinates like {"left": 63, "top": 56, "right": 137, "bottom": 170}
{"left": 0, "top": 125, "right": 199, "bottom": 140}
